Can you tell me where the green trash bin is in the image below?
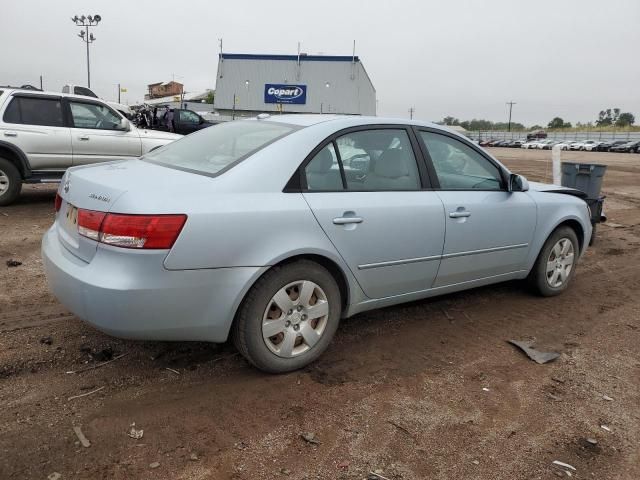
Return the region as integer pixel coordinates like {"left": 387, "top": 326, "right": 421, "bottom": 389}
{"left": 560, "top": 162, "right": 607, "bottom": 199}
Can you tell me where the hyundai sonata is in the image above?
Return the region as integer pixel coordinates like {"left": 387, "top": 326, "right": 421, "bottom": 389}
{"left": 42, "top": 115, "right": 592, "bottom": 373}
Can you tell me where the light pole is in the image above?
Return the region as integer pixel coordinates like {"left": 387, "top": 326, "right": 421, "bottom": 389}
{"left": 71, "top": 14, "right": 101, "bottom": 88}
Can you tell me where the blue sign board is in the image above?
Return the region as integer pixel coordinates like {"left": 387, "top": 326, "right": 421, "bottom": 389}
{"left": 264, "top": 84, "right": 307, "bottom": 104}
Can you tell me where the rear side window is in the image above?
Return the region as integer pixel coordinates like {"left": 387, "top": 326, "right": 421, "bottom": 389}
{"left": 337, "top": 129, "right": 421, "bottom": 191}
{"left": 2, "top": 96, "right": 64, "bottom": 127}
{"left": 143, "top": 120, "right": 296, "bottom": 176}
{"left": 305, "top": 144, "right": 343, "bottom": 191}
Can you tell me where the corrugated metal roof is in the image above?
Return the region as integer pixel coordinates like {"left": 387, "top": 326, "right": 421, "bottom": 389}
{"left": 220, "top": 53, "right": 360, "bottom": 62}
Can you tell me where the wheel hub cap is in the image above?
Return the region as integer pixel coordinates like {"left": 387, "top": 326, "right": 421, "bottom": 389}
{"left": 546, "top": 238, "right": 575, "bottom": 288}
{"left": 261, "top": 280, "right": 329, "bottom": 358}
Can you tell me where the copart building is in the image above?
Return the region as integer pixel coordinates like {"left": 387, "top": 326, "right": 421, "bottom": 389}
{"left": 213, "top": 53, "right": 376, "bottom": 118}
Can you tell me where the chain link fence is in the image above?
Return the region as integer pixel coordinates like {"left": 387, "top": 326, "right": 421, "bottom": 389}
{"left": 466, "top": 130, "right": 640, "bottom": 142}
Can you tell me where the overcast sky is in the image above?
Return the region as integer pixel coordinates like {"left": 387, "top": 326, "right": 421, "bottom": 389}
{"left": 1, "top": 0, "right": 638, "bottom": 126}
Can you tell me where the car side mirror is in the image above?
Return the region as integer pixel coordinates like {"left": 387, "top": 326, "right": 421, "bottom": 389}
{"left": 119, "top": 118, "right": 131, "bottom": 131}
{"left": 509, "top": 173, "right": 529, "bottom": 192}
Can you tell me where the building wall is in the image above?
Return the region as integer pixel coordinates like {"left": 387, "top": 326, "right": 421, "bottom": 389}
{"left": 213, "top": 55, "right": 376, "bottom": 116}
{"left": 146, "top": 81, "right": 184, "bottom": 99}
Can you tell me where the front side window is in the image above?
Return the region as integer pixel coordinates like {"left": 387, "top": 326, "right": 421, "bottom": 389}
{"left": 70, "top": 102, "right": 123, "bottom": 130}
{"left": 3, "top": 96, "right": 64, "bottom": 127}
{"left": 143, "top": 120, "right": 296, "bottom": 176}
{"left": 420, "top": 131, "right": 503, "bottom": 190}
{"left": 179, "top": 110, "right": 200, "bottom": 124}
{"left": 335, "top": 129, "right": 420, "bottom": 191}
{"left": 304, "top": 143, "right": 343, "bottom": 191}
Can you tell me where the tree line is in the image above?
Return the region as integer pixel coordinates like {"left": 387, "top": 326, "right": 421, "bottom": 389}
{"left": 440, "top": 108, "right": 636, "bottom": 131}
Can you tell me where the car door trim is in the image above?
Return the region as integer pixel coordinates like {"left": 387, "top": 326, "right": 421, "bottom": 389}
{"left": 441, "top": 243, "right": 529, "bottom": 259}
{"left": 358, "top": 243, "right": 528, "bottom": 270}
{"left": 358, "top": 254, "right": 442, "bottom": 270}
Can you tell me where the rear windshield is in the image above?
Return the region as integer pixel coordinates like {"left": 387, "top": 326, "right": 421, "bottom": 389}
{"left": 143, "top": 120, "right": 297, "bottom": 176}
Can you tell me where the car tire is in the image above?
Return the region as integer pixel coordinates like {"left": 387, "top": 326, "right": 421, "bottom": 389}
{"left": 232, "top": 260, "right": 342, "bottom": 373}
{"left": 529, "top": 226, "right": 580, "bottom": 297}
{"left": 0, "top": 157, "right": 22, "bottom": 206}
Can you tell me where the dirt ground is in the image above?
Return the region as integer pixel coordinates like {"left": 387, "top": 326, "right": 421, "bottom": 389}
{"left": 1, "top": 148, "right": 639, "bottom": 480}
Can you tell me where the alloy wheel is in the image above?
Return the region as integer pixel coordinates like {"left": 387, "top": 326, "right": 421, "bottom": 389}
{"left": 0, "top": 170, "right": 9, "bottom": 195}
{"left": 546, "top": 238, "right": 575, "bottom": 288}
{"left": 262, "top": 280, "right": 329, "bottom": 358}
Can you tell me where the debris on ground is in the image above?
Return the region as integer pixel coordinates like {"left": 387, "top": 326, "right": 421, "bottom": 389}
{"left": 6, "top": 259, "right": 22, "bottom": 267}
{"left": 387, "top": 420, "right": 416, "bottom": 440}
{"left": 482, "top": 387, "right": 490, "bottom": 392}
{"left": 128, "top": 422, "right": 144, "bottom": 439}
{"left": 601, "top": 425, "right": 611, "bottom": 432}
{"left": 368, "top": 471, "right": 392, "bottom": 480}
{"left": 300, "top": 432, "right": 320, "bottom": 444}
{"left": 47, "top": 473, "right": 61, "bottom": 480}
{"left": 90, "top": 347, "right": 114, "bottom": 362}
{"left": 40, "top": 336, "right": 53, "bottom": 345}
{"left": 552, "top": 460, "right": 577, "bottom": 472}
{"left": 149, "top": 462, "right": 160, "bottom": 469}
{"left": 189, "top": 453, "right": 199, "bottom": 461}
{"left": 508, "top": 339, "right": 560, "bottom": 364}
{"left": 585, "top": 437, "right": 598, "bottom": 445}
{"left": 547, "top": 393, "right": 563, "bottom": 402}
{"left": 165, "top": 367, "right": 180, "bottom": 375}
{"left": 602, "top": 394, "right": 614, "bottom": 401}
{"left": 337, "top": 460, "right": 350, "bottom": 469}
{"left": 551, "top": 376, "right": 566, "bottom": 384}
{"left": 65, "top": 353, "right": 129, "bottom": 374}
{"left": 72, "top": 425, "right": 91, "bottom": 448}
{"left": 67, "top": 386, "right": 105, "bottom": 401}
{"left": 280, "top": 467, "right": 291, "bottom": 475}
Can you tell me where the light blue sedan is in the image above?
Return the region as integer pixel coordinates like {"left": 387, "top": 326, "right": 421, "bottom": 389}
{"left": 42, "top": 115, "right": 592, "bottom": 372}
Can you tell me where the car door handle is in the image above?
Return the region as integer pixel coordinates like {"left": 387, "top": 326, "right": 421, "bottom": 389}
{"left": 449, "top": 211, "right": 471, "bottom": 218}
{"left": 3, "top": 131, "right": 17, "bottom": 137}
{"left": 78, "top": 136, "right": 90, "bottom": 141}
{"left": 333, "top": 216, "right": 363, "bottom": 225}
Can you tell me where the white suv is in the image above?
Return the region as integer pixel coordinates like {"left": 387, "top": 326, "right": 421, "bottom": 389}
{"left": 0, "top": 87, "right": 181, "bottom": 205}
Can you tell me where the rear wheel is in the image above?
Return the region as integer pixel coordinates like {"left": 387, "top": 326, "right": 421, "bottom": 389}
{"left": 232, "top": 260, "right": 342, "bottom": 373}
{"left": 529, "top": 226, "right": 579, "bottom": 296}
{"left": 0, "top": 157, "right": 22, "bottom": 206}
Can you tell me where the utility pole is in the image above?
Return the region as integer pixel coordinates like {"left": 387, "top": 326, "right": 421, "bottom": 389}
{"left": 409, "top": 107, "right": 415, "bottom": 120}
{"left": 71, "top": 14, "right": 102, "bottom": 88}
{"left": 118, "top": 83, "right": 121, "bottom": 103}
{"left": 506, "top": 101, "right": 516, "bottom": 132}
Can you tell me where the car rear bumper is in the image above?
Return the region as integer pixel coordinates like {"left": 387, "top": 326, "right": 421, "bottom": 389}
{"left": 41, "top": 225, "right": 266, "bottom": 342}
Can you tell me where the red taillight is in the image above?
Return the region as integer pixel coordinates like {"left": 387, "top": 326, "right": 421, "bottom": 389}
{"left": 77, "top": 210, "right": 187, "bottom": 249}
{"left": 78, "top": 209, "right": 107, "bottom": 241}
{"left": 55, "top": 193, "right": 62, "bottom": 212}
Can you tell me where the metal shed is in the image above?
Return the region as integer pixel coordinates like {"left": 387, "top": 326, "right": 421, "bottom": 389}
{"left": 213, "top": 53, "right": 376, "bottom": 118}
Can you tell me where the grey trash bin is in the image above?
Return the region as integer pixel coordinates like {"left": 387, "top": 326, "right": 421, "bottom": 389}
{"left": 560, "top": 162, "right": 607, "bottom": 199}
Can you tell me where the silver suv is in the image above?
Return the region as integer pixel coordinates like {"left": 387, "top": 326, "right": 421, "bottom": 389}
{"left": 0, "top": 87, "right": 181, "bottom": 205}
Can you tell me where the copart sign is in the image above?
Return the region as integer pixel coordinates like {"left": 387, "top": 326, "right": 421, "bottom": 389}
{"left": 264, "top": 84, "right": 307, "bottom": 104}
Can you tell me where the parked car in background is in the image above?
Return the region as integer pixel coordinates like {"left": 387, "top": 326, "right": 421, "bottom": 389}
{"left": 526, "top": 130, "right": 547, "bottom": 140}
{"left": 522, "top": 140, "right": 540, "bottom": 149}
{"left": 43, "top": 115, "right": 593, "bottom": 373}
{"left": 538, "top": 140, "right": 556, "bottom": 150}
{"left": 0, "top": 87, "right": 181, "bottom": 205}
{"left": 610, "top": 140, "right": 640, "bottom": 153}
{"left": 134, "top": 106, "right": 217, "bottom": 136}
{"left": 583, "top": 141, "right": 604, "bottom": 151}
{"left": 508, "top": 140, "right": 524, "bottom": 148}
{"left": 596, "top": 140, "right": 627, "bottom": 152}
{"left": 555, "top": 141, "right": 576, "bottom": 151}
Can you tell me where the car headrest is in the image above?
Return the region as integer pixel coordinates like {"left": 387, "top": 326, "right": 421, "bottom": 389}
{"left": 308, "top": 148, "right": 334, "bottom": 173}
{"left": 374, "top": 149, "right": 410, "bottom": 178}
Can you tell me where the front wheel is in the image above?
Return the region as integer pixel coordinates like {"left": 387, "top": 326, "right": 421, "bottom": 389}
{"left": 529, "top": 226, "right": 579, "bottom": 297}
{"left": 0, "top": 157, "right": 22, "bottom": 206}
{"left": 232, "top": 260, "right": 342, "bottom": 373}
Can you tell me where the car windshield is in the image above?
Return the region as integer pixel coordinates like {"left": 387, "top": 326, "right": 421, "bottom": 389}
{"left": 143, "top": 120, "right": 297, "bottom": 176}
